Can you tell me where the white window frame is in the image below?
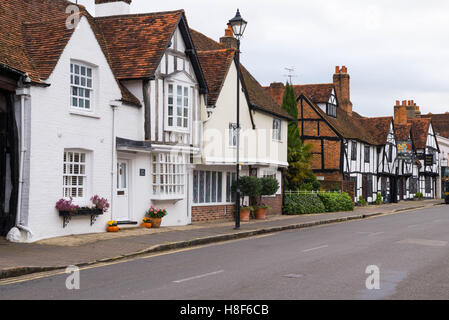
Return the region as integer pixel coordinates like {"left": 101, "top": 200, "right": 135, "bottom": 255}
{"left": 70, "top": 61, "right": 94, "bottom": 112}
{"left": 193, "top": 170, "right": 224, "bottom": 204}
{"left": 272, "top": 118, "right": 282, "bottom": 141}
{"left": 151, "top": 152, "right": 186, "bottom": 199}
{"left": 166, "top": 82, "right": 190, "bottom": 132}
{"left": 63, "top": 150, "right": 89, "bottom": 204}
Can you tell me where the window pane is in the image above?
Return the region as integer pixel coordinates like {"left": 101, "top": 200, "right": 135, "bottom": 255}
{"left": 206, "top": 171, "right": 211, "bottom": 203}
{"left": 87, "top": 68, "right": 92, "bottom": 77}
{"left": 177, "top": 85, "right": 182, "bottom": 95}
{"left": 199, "top": 171, "right": 204, "bottom": 203}
{"left": 212, "top": 172, "right": 217, "bottom": 202}
{"left": 74, "top": 64, "right": 79, "bottom": 74}
{"left": 217, "top": 172, "right": 222, "bottom": 202}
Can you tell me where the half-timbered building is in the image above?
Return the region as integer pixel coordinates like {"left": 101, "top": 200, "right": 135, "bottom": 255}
{"left": 265, "top": 66, "right": 398, "bottom": 203}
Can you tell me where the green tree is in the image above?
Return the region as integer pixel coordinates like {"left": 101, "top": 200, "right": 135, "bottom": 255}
{"left": 282, "top": 83, "right": 316, "bottom": 190}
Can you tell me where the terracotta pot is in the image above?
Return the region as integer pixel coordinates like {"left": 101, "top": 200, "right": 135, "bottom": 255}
{"left": 141, "top": 222, "right": 152, "bottom": 228}
{"left": 254, "top": 207, "right": 267, "bottom": 220}
{"left": 240, "top": 208, "right": 251, "bottom": 222}
{"left": 149, "top": 217, "right": 162, "bottom": 228}
{"left": 106, "top": 226, "right": 119, "bottom": 232}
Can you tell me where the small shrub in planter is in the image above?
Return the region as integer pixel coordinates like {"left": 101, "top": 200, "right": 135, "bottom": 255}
{"left": 414, "top": 192, "right": 424, "bottom": 200}
{"left": 255, "top": 177, "right": 279, "bottom": 219}
{"left": 106, "top": 220, "right": 119, "bottom": 232}
{"left": 318, "top": 192, "right": 354, "bottom": 212}
{"left": 375, "top": 193, "right": 383, "bottom": 205}
{"left": 232, "top": 176, "right": 262, "bottom": 221}
{"left": 357, "top": 196, "right": 368, "bottom": 207}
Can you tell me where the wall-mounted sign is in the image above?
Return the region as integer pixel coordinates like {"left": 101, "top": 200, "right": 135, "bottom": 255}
{"left": 397, "top": 140, "right": 413, "bottom": 160}
{"left": 425, "top": 154, "right": 434, "bottom": 167}
{"left": 140, "top": 169, "right": 146, "bottom": 176}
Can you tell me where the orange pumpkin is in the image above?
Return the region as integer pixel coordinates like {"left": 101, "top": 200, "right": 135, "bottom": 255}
{"left": 141, "top": 222, "right": 152, "bottom": 228}
{"left": 107, "top": 226, "right": 119, "bottom": 232}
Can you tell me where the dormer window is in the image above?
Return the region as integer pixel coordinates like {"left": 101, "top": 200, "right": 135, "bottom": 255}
{"left": 70, "top": 62, "right": 93, "bottom": 111}
{"left": 326, "top": 91, "right": 337, "bottom": 118}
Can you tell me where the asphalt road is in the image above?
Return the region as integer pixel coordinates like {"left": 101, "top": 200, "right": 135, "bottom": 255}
{"left": 1, "top": 204, "right": 449, "bottom": 300}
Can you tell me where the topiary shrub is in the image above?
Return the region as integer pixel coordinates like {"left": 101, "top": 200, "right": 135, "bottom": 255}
{"left": 375, "top": 193, "right": 383, "bottom": 205}
{"left": 283, "top": 193, "right": 325, "bottom": 215}
{"left": 318, "top": 192, "right": 354, "bottom": 212}
{"left": 357, "top": 195, "right": 368, "bottom": 206}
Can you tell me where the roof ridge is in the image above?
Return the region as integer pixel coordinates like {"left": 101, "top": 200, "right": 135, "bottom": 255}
{"left": 292, "top": 83, "right": 334, "bottom": 87}
{"left": 94, "top": 9, "right": 184, "bottom": 20}
{"left": 190, "top": 28, "right": 223, "bottom": 47}
{"left": 197, "top": 48, "right": 235, "bottom": 53}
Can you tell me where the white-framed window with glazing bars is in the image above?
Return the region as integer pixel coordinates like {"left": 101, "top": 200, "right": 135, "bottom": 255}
{"left": 70, "top": 62, "right": 93, "bottom": 110}
{"left": 167, "top": 83, "right": 189, "bottom": 130}
{"left": 63, "top": 151, "right": 87, "bottom": 199}
{"left": 152, "top": 153, "right": 186, "bottom": 196}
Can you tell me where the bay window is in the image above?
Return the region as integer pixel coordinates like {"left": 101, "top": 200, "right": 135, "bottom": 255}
{"left": 151, "top": 153, "right": 186, "bottom": 197}
{"left": 193, "top": 170, "right": 223, "bottom": 204}
{"left": 70, "top": 62, "right": 93, "bottom": 111}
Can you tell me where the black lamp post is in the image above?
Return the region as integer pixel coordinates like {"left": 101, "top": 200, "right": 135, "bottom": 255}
{"left": 229, "top": 9, "right": 247, "bottom": 230}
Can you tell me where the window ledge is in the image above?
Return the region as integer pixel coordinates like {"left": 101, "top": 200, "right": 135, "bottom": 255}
{"left": 70, "top": 109, "right": 100, "bottom": 119}
{"left": 150, "top": 194, "right": 185, "bottom": 201}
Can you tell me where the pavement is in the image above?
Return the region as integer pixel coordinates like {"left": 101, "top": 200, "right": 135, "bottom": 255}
{"left": 0, "top": 199, "right": 443, "bottom": 280}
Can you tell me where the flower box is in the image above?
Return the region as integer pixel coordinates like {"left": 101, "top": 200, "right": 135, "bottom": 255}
{"left": 59, "top": 208, "right": 104, "bottom": 228}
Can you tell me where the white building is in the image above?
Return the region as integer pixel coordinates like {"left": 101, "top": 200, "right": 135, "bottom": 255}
{"left": 0, "top": 0, "right": 289, "bottom": 242}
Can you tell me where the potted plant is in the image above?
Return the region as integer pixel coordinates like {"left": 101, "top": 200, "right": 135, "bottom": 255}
{"left": 414, "top": 192, "right": 423, "bottom": 201}
{"left": 357, "top": 196, "right": 368, "bottom": 206}
{"left": 106, "top": 220, "right": 119, "bottom": 232}
{"left": 55, "top": 197, "right": 79, "bottom": 214}
{"left": 375, "top": 193, "right": 383, "bottom": 205}
{"left": 233, "top": 176, "right": 262, "bottom": 222}
{"left": 146, "top": 206, "right": 167, "bottom": 228}
{"left": 254, "top": 177, "right": 279, "bottom": 220}
{"left": 141, "top": 217, "right": 152, "bottom": 228}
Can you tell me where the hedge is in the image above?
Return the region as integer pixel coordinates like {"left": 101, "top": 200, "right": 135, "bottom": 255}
{"left": 283, "top": 193, "right": 326, "bottom": 215}
{"left": 317, "top": 192, "right": 354, "bottom": 212}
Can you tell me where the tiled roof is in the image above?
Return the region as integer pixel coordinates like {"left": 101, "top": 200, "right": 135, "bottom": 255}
{"left": 409, "top": 118, "right": 431, "bottom": 150}
{"left": 263, "top": 83, "right": 335, "bottom": 106}
{"left": 394, "top": 124, "right": 411, "bottom": 141}
{"left": 190, "top": 29, "right": 291, "bottom": 120}
{"left": 359, "top": 117, "right": 393, "bottom": 145}
{"left": 95, "top": 11, "right": 183, "bottom": 80}
{"left": 0, "top": 0, "right": 140, "bottom": 106}
{"left": 292, "top": 84, "right": 334, "bottom": 104}
{"left": 197, "top": 49, "right": 235, "bottom": 106}
{"left": 422, "top": 113, "right": 449, "bottom": 139}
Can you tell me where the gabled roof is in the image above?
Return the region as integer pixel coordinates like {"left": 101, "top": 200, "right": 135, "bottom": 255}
{"left": 421, "top": 113, "right": 449, "bottom": 139}
{"left": 409, "top": 118, "right": 431, "bottom": 150}
{"left": 95, "top": 11, "right": 183, "bottom": 80}
{"left": 0, "top": 0, "right": 140, "bottom": 106}
{"left": 394, "top": 124, "right": 411, "bottom": 141}
{"left": 190, "top": 29, "right": 292, "bottom": 120}
{"left": 196, "top": 49, "right": 235, "bottom": 106}
{"left": 263, "top": 83, "right": 335, "bottom": 106}
{"left": 292, "top": 84, "right": 335, "bottom": 104}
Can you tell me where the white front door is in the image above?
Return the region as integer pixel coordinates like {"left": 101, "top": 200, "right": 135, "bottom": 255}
{"left": 116, "top": 159, "right": 130, "bottom": 221}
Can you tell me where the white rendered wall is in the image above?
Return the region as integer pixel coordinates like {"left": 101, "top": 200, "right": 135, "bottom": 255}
{"left": 27, "top": 17, "right": 122, "bottom": 242}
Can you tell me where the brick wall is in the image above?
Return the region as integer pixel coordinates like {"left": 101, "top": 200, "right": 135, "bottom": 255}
{"left": 192, "top": 204, "right": 235, "bottom": 222}
{"left": 192, "top": 194, "right": 283, "bottom": 222}
{"left": 261, "top": 194, "right": 283, "bottom": 216}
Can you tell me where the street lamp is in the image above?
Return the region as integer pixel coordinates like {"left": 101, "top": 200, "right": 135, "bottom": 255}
{"left": 229, "top": 9, "right": 247, "bottom": 230}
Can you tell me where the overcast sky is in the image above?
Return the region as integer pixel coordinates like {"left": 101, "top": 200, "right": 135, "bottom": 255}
{"left": 77, "top": 0, "right": 449, "bottom": 117}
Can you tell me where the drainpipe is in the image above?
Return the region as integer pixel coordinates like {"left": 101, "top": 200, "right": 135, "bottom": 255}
{"left": 110, "top": 101, "right": 120, "bottom": 221}
{"left": 15, "top": 87, "right": 32, "bottom": 237}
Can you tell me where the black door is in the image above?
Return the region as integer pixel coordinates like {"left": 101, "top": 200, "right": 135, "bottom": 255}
{"left": 390, "top": 177, "right": 398, "bottom": 203}
{"left": 0, "top": 91, "right": 18, "bottom": 236}
{"left": 362, "top": 174, "right": 368, "bottom": 200}
{"left": 398, "top": 178, "right": 404, "bottom": 201}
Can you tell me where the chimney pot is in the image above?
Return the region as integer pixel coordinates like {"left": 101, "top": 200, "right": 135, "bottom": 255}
{"left": 341, "top": 66, "right": 347, "bottom": 73}
{"left": 395, "top": 100, "right": 400, "bottom": 106}
{"left": 335, "top": 66, "right": 340, "bottom": 74}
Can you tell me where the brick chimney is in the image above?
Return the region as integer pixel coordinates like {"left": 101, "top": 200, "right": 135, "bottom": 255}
{"left": 394, "top": 99, "right": 421, "bottom": 125}
{"left": 219, "top": 24, "right": 237, "bottom": 49}
{"left": 394, "top": 100, "right": 407, "bottom": 126}
{"left": 95, "top": 0, "right": 131, "bottom": 17}
{"left": 333, "top": 66, "right": 352, "bottom": 116}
